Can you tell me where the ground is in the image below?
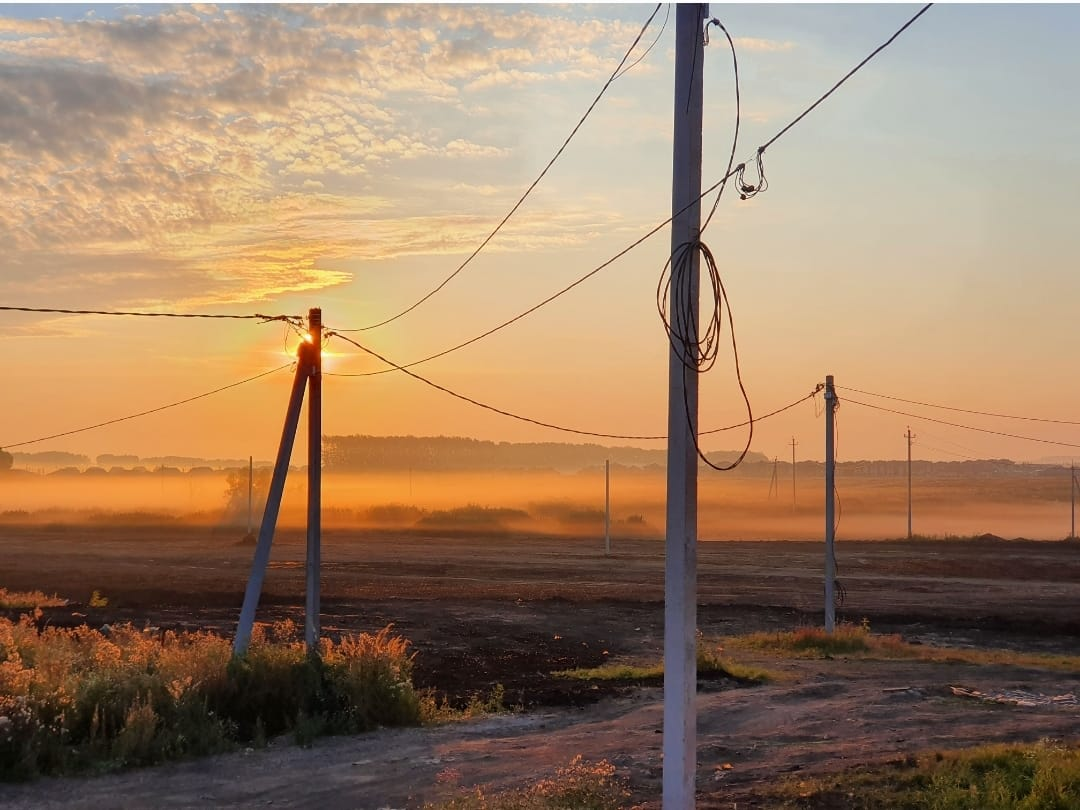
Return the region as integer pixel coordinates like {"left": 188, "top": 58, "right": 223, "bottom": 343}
{"left": 1, "top": 526, "right": 1079, "bottom": 807}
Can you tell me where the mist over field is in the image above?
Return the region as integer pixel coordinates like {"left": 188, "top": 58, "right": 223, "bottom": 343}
{"left": 1, "top": 449, "right": 1075, "bottom": 541}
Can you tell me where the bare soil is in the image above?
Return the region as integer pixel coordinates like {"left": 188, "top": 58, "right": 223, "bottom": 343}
{"left": 2, "top": 526, "right": 1079, "bottom": 807}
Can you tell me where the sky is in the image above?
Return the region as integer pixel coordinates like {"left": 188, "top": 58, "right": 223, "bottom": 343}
{"left": 1, "top": 2, "right": 1079, "bottom": 466}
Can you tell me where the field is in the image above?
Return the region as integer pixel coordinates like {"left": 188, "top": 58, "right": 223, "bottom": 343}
{"left": 1, "top": 513, "right": 1079, "bottom": 807}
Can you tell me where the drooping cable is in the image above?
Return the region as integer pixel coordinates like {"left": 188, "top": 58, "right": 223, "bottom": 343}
{"left": 345, "top": 3, "right": 665, "bottom": 332}
{"left": 1, "top": 363, "right": 296, "bottom": 450}
{"left": 327, "top": 330, "right": 820, "bottom": 441}
{"left": 659, "top": 19, "right": 753, "bottom": 472}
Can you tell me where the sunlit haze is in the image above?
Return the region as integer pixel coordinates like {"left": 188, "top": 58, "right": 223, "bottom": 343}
{"left": 2, "top": 3, "right": 1079, "bottom": 465}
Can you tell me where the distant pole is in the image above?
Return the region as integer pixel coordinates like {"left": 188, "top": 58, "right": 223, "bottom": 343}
{"left": 247, "top": 455, "right": 253, "bottom": 535}
{"left": 604, "top": 459, "right": 611, "bottom": 556}
{"left": 768, "top": 457, "right": 779, "bottom": 500}
{"left": 1071, "top": 460, "right": 1076, "bottom": 540}
{"left": 790, "top": 437, "right": 798, "bottom": 512}
{"left": 906, "top": 427, "right": 916, "bottom": 539}
{"left": 663, "top": 5, "right": 706, "bottom": 808}
{"left": 235, "top": 345, "right": 310, "bottom": 655}
{"left": 824, "top": 376, "right": 837, "bottom": 633}
{"left": 305, "top": 307, "right": 323, "bottom": 654}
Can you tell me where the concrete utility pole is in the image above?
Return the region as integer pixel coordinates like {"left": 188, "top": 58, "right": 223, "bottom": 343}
{"left": 824, "top": 376, "right": 837, "bottom": 633}
{"left": 768, "top": 457, "right": 778, "bottom": 500}
{"left": 604, "top": 459, "right": 611, "bottom": 556}
{"left": 663, "top": 5, "right": 706, "bottom": 807}
{"left": 906, "top": 427, "right": 916, "bottom": 539}
{"left": 305, "top": 308, "right": 323, "bottom": 654}
{"left": 235, "top": 344, "right": 311, "bottom": 655}
{"left": 790, "top": 437, "right": 798, "bottom": 512}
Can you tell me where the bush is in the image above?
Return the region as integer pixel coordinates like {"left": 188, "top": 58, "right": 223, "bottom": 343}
{"left": 0, "top": 615, "right": 421, "bottom": 780}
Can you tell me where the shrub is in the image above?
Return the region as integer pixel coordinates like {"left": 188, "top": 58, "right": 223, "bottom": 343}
{"left": 0, "top": 615, "right": 421, "bottom": 780}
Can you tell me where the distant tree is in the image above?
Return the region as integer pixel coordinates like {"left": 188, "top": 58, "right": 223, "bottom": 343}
{"left": 223, "top": 466, "right": 273, "bottom": 523}
{"left": 0, "top": 447, "right": 12, "bottom": 472}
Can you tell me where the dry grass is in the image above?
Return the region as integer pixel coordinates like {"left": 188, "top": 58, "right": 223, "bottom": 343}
{"left": 0, "top": 615, "right": 422, "bottom": 780}
{"left": 0, "top": 589, "right": 68, "bottom": 610}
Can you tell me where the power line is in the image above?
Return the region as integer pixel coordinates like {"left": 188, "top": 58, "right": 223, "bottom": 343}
{"left": 345, "top": 3, "right": 665, "bottom": 332}
{"left": 843, "top": 396, "right": 1080, "bottom": 450}
{"left": 1, "top": 363, "right": 295, "bottom": 450}
{"left": 839, "top": 384, "right": 1080, "bottom": 426}
{"left": 0, "top": 305, "right": 304, "bottom": 325}
{"left": 326, "top": 4, "right": 934, "bottom": 374}
{"left": 327, "top": 331, "right": 820, "bottom": 440}
{"left": 916, "top": 443, "right": 980, "bottom": 462}
{"left": 758, "top": 3, "right": 932, "bottom": 153}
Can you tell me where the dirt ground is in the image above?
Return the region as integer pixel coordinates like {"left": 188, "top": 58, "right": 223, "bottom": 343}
{"left": 2, "top": 526, "right": 1080, "bottom": 807}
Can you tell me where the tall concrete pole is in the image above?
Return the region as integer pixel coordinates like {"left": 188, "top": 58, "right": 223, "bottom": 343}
{"left": 235, "top": 347, "right": 310, "bottom": 655}
{"left": 663, "top": 5, "right": 706, "bottom": 807}
{"left": 824, "top": 376, "right": 836, "bottom": 633}
{"left": 1071, "top": 460, "right": 1075, "bottom": 540}
{"left": 305, "top": 308, "right": 323, "bottom": 654}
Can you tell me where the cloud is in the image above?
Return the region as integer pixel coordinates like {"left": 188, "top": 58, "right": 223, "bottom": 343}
{"left": 0, "top": 4, "right": 663, "bottom": 310}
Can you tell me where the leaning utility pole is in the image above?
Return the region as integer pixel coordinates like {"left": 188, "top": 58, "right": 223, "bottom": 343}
{"left": 906, "top": 427, "right": 915, "bottom": 539}
{"left": 305, "top": 308, "right": 323, "bottom": 653}
{"left": 234, "top": 342, "right": 311, "bottom": 655}
{"left": 823, "top": 376, "right": 837, "bottom": 633}
{"left": 663, "top": 5, "right": 706, "bottom": 808}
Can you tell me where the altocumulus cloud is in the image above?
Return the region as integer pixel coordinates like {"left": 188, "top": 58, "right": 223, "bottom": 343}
{"left": 0, "top": 4, "right": 648, "bottom": 315}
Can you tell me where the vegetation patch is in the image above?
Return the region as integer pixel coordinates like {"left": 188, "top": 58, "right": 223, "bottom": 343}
{"left": 771, "top": 740, "right": 1080, "bottom": 809}
{"left": 731, "top": 624, "right": 1080, "bottom": 672}
{"left": 0, "top": 589, "right": 69, "bottom": 610}
{"left": 425, "top": 755, "right": 630, "bottom": 810}
{"left": 417, "top": 505, "right": 531, "bottom": 530}
{"left": 0, "top": 615, "right": 423, "bottom": 781}
{"left": 554, "top": 642, "right": 778, "bottom": 686}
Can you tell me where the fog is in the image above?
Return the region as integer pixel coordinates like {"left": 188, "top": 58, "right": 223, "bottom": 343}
{"left": 0, "top": 467, "right": 1074, "bottom": 541}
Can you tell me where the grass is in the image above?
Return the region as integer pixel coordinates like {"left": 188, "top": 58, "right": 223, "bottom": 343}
{"left": 0, "top": 614, "right": 427, "bottom": 781}
{"left": 425, "top": 755, "right": 631, "bottom": 810}
{"left": 554, "top": 641, "right": 779, "bottom": 685}
{"left": 771, "top": 740, "right": 1080, "bottom": 809}
{"left": 731, "top": 623, "right": 1080, "bottom": 672}
{"left": 0, "top": 588, "right": 68, "bottom": 610}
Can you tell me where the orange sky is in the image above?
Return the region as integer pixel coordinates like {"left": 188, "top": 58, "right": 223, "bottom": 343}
{"left": 3, "top": 4, "right": 1080, "bottom": 466}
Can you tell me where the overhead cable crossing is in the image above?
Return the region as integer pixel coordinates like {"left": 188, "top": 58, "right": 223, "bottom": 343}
{"left": 839, "top": 385, "right": 1080, "bottom": 426}
{"left": 326, "top": 3, "right": 934, "bottom": 371}
{"left": 328, "top": 331, "right": 820, "bottom": 440}
{"left": 843, "top": 396, "right": 1080, "bottom": 450}
{"left": 344, "top": 3, "right": 665, "bottom": 332}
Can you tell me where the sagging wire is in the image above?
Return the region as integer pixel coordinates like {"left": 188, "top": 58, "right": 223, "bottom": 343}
{"left": 660, "top": 17, "right": 753, "bottom": 472}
